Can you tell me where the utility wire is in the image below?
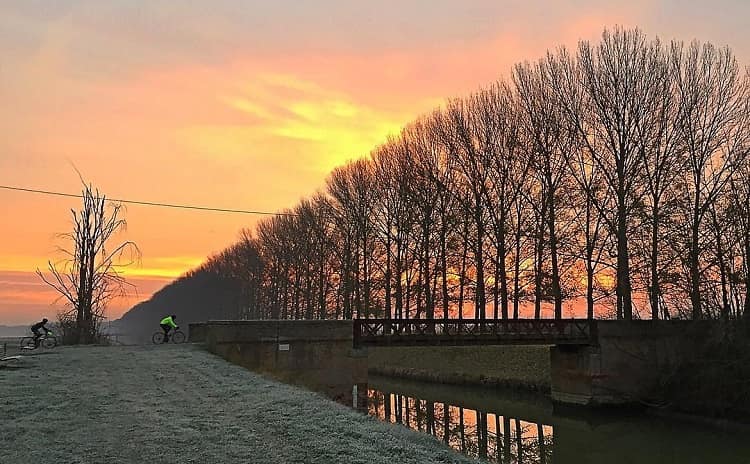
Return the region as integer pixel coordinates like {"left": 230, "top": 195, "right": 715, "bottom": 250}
{"left": 0, "top": 184, "right": 296, "bottom": 216}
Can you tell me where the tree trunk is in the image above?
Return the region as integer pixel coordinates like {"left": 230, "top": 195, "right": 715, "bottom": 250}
{"left": 459, "top": 231, "right": 468, "bottom": 320}
{"left": 650, "top": 205, "right": 661, "bottom": 320}
{"left": 712, "top": 210, "right": 730, "bottom": 320}
{"left": 690, "top": 207, "right": 702, "bottom": 320}
{"left": 494, "top": 247, "right": 500, "bottom": 320}
{"left": 548, "top": 192, "right": 562, "bottom": 319}
{"left": 498, "top": 224, "right": 509, "bottom": 319}
{"left": 395, "top": 238, "right": 404, "bottom": 319}
{"left": 534, "top": 226, "right": 544, "bottom": 319}
{"left": 362, "top": 234, "right": 371, "bottom": 319}
{"left": 475, "top": 203, "right": 486, "bottom": 319}
{"left": 385, "top": 229, "right": 392, "bottom": 319}
{"left": 513, "top": 204, "right": 523, "bottom": 319}
{"left": 424, "top": 226, "right": 433, "bottom": 319}
{"left": 441, "top": 223, "right": 449, "bottom": 319}
{"left": 616, "top": 193, "right": 633, "bottom": 320}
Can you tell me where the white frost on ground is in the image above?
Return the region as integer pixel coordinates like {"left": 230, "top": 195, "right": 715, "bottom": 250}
{"left": 0, "top": 344, "right": 474, "bottom": 464}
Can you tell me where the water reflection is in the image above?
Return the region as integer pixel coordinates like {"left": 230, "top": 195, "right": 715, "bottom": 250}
{"left": 368, "top": 388, "right": 552, "bottom": 463}
{"left": 366, "top": 376, "right": 750, "bottom": 464}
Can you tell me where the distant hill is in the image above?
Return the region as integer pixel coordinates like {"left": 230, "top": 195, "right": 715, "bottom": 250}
{"left": 116, "top": 270, "right": 243, "bottom": 342}
{"left": 0, "top": 325, "right": 29, "bottom": 337}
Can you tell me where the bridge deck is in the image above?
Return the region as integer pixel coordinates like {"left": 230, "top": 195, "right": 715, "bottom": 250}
{"left": 353, "top": 318, "right": 594, "bottom": 347}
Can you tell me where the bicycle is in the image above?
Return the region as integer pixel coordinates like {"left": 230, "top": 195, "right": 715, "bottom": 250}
{"left": 152, "top": 329, "right": 186, "bottom": 344}
{"left": 19, "top": 333, "right": 58, "bottom": 351}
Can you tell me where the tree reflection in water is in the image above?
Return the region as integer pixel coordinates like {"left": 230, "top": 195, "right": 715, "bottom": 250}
{"left": 368, "top": 389, "right": 554, "bottom": 463}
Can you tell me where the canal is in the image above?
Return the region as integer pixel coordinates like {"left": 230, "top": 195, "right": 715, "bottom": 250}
{"left": 366, "top": 375, "right": 750, "bottom": 463}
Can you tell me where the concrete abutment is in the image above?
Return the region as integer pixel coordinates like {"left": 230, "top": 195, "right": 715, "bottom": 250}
{"left": 551, "top": 321, "right": 699, "bottom": 406}
{"left": 193, "top": 320, "right": 367, "bottom": 407}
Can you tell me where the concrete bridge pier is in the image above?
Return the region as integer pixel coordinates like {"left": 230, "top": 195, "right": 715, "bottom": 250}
{"left": 551, "top": 321, "right": 695, "bottom": 406}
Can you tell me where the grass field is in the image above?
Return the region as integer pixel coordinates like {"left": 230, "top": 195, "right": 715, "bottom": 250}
{"left": 0, "top": 344, "right": 473, "bottom": 463}
{"left": 368, "top": 345, "right": 551, "bottom": 391}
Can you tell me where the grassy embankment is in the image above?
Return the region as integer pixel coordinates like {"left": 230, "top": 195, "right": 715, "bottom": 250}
{"left": 368, "top": 345, "right": 551, "bottom": 392}
{"left": 0, "top": 345, "right": 474, "bottom": 464}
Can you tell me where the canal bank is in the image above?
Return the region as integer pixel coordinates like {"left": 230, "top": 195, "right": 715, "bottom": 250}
{"left": 0, "top": 345, "right": 476, "bottom": 463}
{"left": 367, "top": 345, "right": 551, "bottom": 392}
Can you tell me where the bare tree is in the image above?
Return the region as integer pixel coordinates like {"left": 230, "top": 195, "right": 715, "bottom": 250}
{"left": 479, "top": 82, "right": 526, "bottom": 320}
{"left": 38, "top": 183, "right": 139, "bottom": 344}
{"left": 728, "top": 145, "right": 750, "bottom": 321}
{"left": 629, "top": 43, "right": 684, "bottom": 320}
{"left": 672, "top": 41, "right": 750, "bottom": 319}
{"left": 419, "top": 112, "right": 461, "bottom": 319}
{"left": 327, "top": 160, "right": 379, "bottom": 318}
{"left": 372, "top": 137, "right": 418, "bottom": 319}
{"left": 549, "top": 28, "right": 665, "bottom": 319}
{"left": 514, "top": 61, "right": 577, "bottom": 318}
{"left": 437, "top": 98, "right": 492, "bottom": 318}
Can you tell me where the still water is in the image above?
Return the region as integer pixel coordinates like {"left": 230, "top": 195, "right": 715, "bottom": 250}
{"left": 366, "top": 375, "right": 750, "bottom": 464}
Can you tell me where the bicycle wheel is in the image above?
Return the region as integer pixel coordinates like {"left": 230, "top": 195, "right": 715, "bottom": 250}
{"left": 152, "top": 332, "right": 165, "bottom": 344}
{"left": 42, "top": 336, "right": 57, "bottom": 349}
{"left": 19, "top": 337, "right": 36, "bottom": 350}
{"left": 171, "top": 331, "right": 186, "bottom": 344}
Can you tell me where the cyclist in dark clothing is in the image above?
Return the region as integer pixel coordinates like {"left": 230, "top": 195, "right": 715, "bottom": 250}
{"left": 31, "top": 318, "right": 52, "bottom": 347}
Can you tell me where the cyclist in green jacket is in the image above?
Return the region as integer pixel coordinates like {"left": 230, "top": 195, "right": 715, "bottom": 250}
{"left": 159, "top": 315, "right": 178, "bottom": 343}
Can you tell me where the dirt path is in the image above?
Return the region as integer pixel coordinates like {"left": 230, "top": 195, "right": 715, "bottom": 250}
{"left": 0, "top": 345, "right": 472, "bottom": 463}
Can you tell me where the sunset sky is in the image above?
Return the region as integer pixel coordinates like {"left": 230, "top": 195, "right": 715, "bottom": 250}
{"left": 2, "top": 1, "right": 749, "bottom": 325}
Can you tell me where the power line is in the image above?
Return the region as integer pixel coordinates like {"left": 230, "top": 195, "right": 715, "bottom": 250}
{"left": 0, "top": 184, "right": 296, "bottom": 217}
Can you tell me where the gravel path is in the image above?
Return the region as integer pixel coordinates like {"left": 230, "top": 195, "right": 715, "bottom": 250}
{"left": 0, "top": 345, "right": 473, "bottom": 463}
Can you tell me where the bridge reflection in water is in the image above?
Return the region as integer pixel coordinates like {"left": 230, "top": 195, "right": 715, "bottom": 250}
{"left": 367, "top": 380, "right": 553, "bottom": 463}
{"left": 365, "top": 375, "right": 750, "bottom": 464}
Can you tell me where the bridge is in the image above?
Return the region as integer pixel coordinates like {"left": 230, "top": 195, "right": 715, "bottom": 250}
{"left": 353, "top": 318, "right": 594, "bottom": 347}
{"left": 193, "top": 318, "right": 701, "bottom": 408}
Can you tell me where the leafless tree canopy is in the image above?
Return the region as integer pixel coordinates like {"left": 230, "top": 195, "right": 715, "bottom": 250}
{"left": 163, "top": 28, "right": 750, "bottom": 321}
{"left": 38, "top": 183, "right": 140, "bottom": 343}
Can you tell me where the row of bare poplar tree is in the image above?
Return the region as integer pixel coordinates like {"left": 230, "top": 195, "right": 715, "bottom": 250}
{"left": 190, "top": 28, "right": 750, "bottom": 322}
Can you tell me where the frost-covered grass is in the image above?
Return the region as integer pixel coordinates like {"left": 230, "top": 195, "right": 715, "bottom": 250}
{"left": 1, "top": 337, "right": 23, "bottom": 360}
{"left": 0, "top": 345, "right": 474, "bottom": 464}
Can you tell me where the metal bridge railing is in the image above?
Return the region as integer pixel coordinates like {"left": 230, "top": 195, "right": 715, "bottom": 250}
{"left": 353, "top": 318, "right": 594, "bottom": 347}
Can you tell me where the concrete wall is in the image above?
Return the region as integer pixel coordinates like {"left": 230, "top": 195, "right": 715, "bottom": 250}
{"left": 551, "top": 321, "right": 701, "bottom": 406}
{"left": 201, "top": 320, "right": 368, "bottom": 407}
{"left": 188, "top": 322, "right": 207, "bottom": 343}
{"left": 368, "top": 345, "right": 550, "bottom": 391}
